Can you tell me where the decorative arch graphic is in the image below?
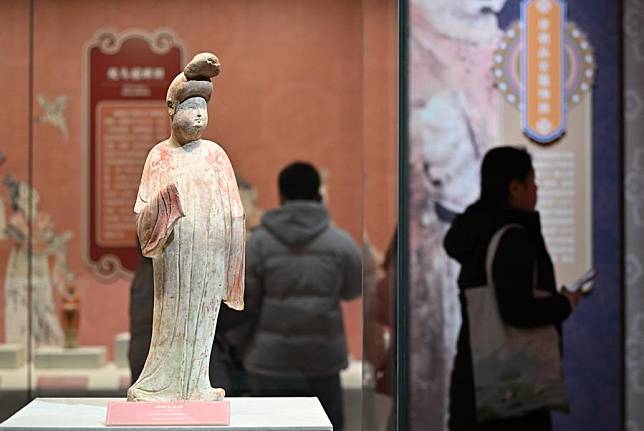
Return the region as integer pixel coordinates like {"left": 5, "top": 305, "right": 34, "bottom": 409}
{"left": 82, "top": 29, "right": 185, "bottom": 281}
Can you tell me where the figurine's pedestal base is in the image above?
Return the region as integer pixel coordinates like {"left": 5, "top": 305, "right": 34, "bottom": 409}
{"left": 0, "top": 345, "right": 26, "bottom": 369}
{"left": 0, "top": 397, "right": 332, "bottom": 430}
{"left": 34, "top": 347, "right": 107, "bottom": 369}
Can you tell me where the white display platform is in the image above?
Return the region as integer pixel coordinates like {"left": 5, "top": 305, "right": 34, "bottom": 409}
{"left": 0, "top": 397, "right": 333, "bottom": 430}
{"left": 34, "top": 347, "right": 107, "bottom": 369}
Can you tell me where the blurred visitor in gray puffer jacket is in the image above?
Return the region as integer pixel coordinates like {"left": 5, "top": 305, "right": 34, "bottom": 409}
{"left": 242, "top": 161, "right": 362, "bottom": 431}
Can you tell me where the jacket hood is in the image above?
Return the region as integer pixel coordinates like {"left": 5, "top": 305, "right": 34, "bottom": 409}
{"left": 261, "top": 200, "right": 330, "bottom": 245}
{"left": 443, "top": 201, "right": 542, "bottom": 264}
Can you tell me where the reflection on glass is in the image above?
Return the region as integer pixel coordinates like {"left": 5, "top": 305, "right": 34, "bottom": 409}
{"left": 363, "top": 233, "right": 397, "bottom": 431}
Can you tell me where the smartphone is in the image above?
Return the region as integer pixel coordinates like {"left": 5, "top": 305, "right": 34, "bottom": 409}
{"left": 568, "top": 268, "right": 597, "bottom": 294}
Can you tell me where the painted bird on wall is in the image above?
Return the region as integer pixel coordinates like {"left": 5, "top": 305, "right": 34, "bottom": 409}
{"left": 36, "top": 94, "right": 69, "bottom": 141}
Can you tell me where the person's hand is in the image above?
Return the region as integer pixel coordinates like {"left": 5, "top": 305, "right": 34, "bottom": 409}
{"left": 562, "top": 288, "right": 584, "bottom": 309}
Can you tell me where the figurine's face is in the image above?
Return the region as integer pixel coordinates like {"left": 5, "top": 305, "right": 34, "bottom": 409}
{"left": 415, "top": 0, "right": 507, "bottom": 44}
{"left": 172, "top": 97, "right": 208, "bottom": 140}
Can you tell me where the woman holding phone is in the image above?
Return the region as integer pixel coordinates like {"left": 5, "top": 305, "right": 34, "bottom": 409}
{"left": 444, "top": 146, "right": 592, "bottom": 431}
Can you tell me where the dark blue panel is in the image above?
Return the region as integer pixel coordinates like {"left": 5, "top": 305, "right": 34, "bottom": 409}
{"left": 499, "top": 1, "right": 624, "bottom": 430}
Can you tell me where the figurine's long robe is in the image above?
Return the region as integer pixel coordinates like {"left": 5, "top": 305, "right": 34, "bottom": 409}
{"left": 128, "top": 139, "right": 244, "bottom": 401}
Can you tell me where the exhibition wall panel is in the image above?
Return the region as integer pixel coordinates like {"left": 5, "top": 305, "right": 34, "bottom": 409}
{"left": 407, "top": 0, "right": 624, "bottom": 430}
{"left": 624, "top": 0, "right": 644, "bottom": 428}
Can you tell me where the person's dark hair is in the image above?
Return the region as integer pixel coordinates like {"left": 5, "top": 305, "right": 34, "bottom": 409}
{"left": 479, "top": 146, "right": 533, "bottom": 208}
{"left": 278, "top": 162, "right": 321, "bottom": 201}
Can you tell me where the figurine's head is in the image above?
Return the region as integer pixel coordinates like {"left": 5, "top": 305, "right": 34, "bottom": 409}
{"left": 171, "top": 96, "right": 208, "bottom": 141}
{"left": 166, "top": 52, "right": 220, "bottom": 118}
{"left": 166, "top": 53, "right": 220, "bottom": 144}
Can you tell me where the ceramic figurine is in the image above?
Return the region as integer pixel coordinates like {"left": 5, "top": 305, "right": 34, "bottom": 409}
{"left": 128, "top": 53, "right": 245, "bottom": 402}
{"left": 60, "top": 280, "right": 80, "bottom": 348}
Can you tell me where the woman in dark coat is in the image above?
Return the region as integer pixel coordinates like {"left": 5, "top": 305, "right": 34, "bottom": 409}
{"left": 443, "top": 147, "right": 584, "bottom": 431}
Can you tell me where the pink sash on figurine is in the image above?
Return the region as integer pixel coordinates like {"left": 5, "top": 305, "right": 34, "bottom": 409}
{"left": 136, "top": 183, "right": 184, "bottom": 258}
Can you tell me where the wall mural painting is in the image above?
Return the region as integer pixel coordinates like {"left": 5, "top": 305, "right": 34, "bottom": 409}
{"left": 409, "top": 0, "right": 507, "bottom": 427}
{"left": 410, "top": 0, "right": 596, "bottom": 429}
{"left": 0, "top": 151, "right": 75, "bottom": 348}
{"left": 36, "top": 94, "right": 70, "bottom": 142}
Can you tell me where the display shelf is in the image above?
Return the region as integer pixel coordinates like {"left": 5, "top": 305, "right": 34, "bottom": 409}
{"left": 34, "top": 347, "right": 106, "bottom": 369}
{"left": 113, "top": 333, "right": 130, "bottom": 369}
{"left": 0, "top": 363, "right": 130, "bottom": 392}
{"left": 0, "top": 358, "right": 361, "bottom": 392}
{"left": 0, "top": 397, "right": 332, "bottom": 430}
{"left": 0, "top": 345, "right": 26, "bottom": 369}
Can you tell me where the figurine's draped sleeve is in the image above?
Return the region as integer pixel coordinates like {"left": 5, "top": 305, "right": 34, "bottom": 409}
{"left": 134, "top": 149, "right": 184, "bottom": 258}
{"left": 221, "top": 150, "right": 245, "bottom": 310}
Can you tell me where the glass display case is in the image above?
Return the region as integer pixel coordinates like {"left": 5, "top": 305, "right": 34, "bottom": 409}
{"left": 0, "top": 2, "right": 399, "bottom": 430}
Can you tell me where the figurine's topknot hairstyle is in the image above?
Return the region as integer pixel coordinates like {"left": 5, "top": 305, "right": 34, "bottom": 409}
{"left": 166, "top": 52, "right": 221, "bottom": 117}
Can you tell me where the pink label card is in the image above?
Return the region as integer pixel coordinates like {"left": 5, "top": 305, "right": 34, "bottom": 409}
{"left": 106, "top": 400, "right": 230, "bottom": 426}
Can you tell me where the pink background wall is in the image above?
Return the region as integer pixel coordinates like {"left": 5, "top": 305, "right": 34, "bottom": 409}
{"left": 0, "top": 0, "right": 397, "bottom": 361}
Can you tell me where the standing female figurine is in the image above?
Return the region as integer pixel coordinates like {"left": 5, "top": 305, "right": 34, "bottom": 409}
{"left": 128, "top": 53, "right": 245, "bottom": 402}
{"left": 444, "top": 147, "right": 585, "bottom": 430}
